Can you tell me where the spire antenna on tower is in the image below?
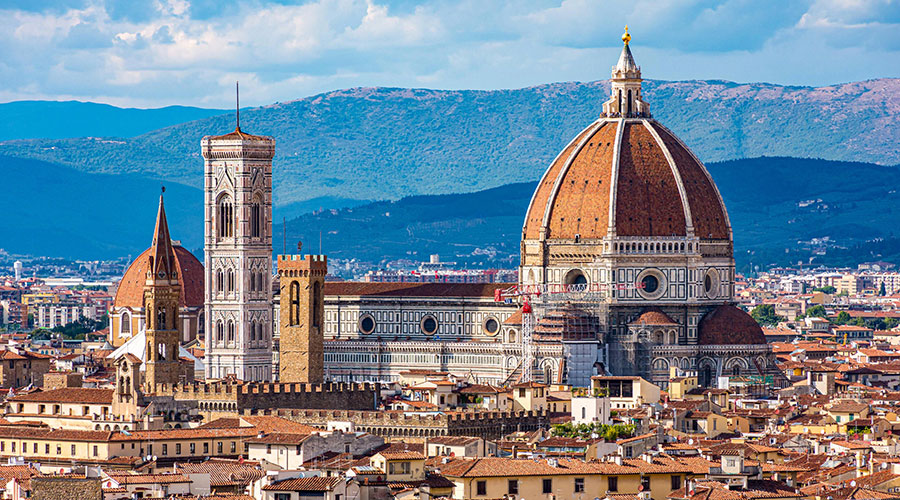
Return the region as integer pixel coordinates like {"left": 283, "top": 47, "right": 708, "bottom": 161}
{"left": 235, "top": 81, "right": 240, "bottom": 131}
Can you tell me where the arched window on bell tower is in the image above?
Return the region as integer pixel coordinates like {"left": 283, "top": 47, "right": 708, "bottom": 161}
{"left": 312, "top": 281, "right": 321, "bottom": 329}
{"left": 217, "top": 194, "right": 234, "bottom": 238}
{"left": 157, "top": 306, "right": 166, "bottom": 330}
{"left": 250, "top": 194, "right": 262, "bottom": 239}
{"left": 289, "top": 281, "right": 300, "bottom": 326}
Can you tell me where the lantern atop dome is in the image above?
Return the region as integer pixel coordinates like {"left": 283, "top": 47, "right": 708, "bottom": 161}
{"left": 603, "top": 27, "right": 650, "bottom": 118}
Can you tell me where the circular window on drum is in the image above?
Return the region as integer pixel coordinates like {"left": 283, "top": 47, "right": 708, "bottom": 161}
{"left": 636, "top": 269, "right": 667, "bottom": 300}
{"left": 483, "top": 317, "right": 500, "bottom": 336}
{"left": 358, "top": 314, "right": 376, "bottom": 335}
{"left": 704, "top": 269, "right": 720, "bottom": 298}
{"left": 421, "top": 315, "right": 439, "bottom": 335}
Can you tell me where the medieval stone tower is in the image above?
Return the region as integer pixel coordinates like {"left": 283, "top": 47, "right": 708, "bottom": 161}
{"left": 202, "top": 119, "right": 275, "bottom": 382}
{"left": 113, "top": 354, "right": 142, "bottom": 421}
{"left": 278, "top": 254, "right": 326, "bottom": 384}
{"left": 143, "top": 193, "right": 182, "bottom": 388}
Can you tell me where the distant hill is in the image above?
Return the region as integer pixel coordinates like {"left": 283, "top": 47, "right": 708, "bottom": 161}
{"left": 0, "top": 156, "right": 203, "bottom": 258}
{"left": 276, "top": 156, "right": 900, "bottom": 271}
{"left": 0, "top": 78, "right": 897, "bottom": 207}
{"left": 2, "top": 155, "right": 898, "bottom": 269}
{"left": 0, "top": 101, "right": 226, "bottom": 141}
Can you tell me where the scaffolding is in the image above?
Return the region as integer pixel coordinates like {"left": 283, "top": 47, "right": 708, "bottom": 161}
{"left": 495, "top": 281, "right": 644, "bottom": 383}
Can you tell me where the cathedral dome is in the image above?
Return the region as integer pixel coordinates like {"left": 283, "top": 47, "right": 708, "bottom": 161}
{"left": 114, "top": 245, "right": 205, "bottom": 309}
{"left": 697, "top": 305, "right": 766, "bottom": 345}
{"left": 522, "top": 36, "right": 730, "bottom": 245}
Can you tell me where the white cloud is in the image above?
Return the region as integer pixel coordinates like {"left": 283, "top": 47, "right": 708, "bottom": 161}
{"left": 0, "top": 0, "right": 897, "bottom": 107}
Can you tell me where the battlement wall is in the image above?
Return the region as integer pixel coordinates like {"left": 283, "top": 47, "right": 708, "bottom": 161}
{"left": 158, "top": 381, "right": 377, "bottom": 410}
{"left": 278, "top": 254, "right": 328, "bottom": 274}
{"left": 266, "top": 408, "right": 549, "bottom": 440}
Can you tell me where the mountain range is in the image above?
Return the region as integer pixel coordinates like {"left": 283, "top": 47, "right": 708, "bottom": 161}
{"left": 1, "top": 78, "right": 898, "bottom": 208}
{"left": 1, "top": 77, "right": 898, "bottom": 268}
{"left": 3, "top": 154, "right": 899, "bottom": 272}
{"left": 0, "top": 101, "right": 224, "bottom": 141}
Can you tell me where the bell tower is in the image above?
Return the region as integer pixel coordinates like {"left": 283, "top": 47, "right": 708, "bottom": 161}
{"left": 202, "top": 85, "right": 275, "bottom": 381}
{"left": 143, "top": 191, "right": 182, "bottom": 389}
{"left": 278, "top": 253, "right": 326, "bottom": 384}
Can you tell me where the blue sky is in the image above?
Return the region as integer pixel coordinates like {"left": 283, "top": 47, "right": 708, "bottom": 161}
{"left": 2, "top": 0, "right": 899, "bottom": 108}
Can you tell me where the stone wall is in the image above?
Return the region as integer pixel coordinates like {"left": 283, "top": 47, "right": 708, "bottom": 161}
{"left": 43, "top": 371, "right": 83, "bottom": 390}
{"left": 268, "top": 408, "right": 549, "bottom": 441}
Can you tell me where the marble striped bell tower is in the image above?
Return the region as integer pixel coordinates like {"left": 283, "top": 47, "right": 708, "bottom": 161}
{"left": 201, "top": 91, "right": 275, "bottom": 381}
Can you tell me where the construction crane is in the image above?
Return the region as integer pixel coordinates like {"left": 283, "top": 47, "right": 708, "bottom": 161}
{"left": 494, "top": 281, "right": 644, "bottom": 383}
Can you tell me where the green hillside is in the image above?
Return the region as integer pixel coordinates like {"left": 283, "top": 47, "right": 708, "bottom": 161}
{"left": 2, "top": 155, "right": 897, "bottom": 270}
{"left": 1, "top": 78, "right": 897, "bottom": 208}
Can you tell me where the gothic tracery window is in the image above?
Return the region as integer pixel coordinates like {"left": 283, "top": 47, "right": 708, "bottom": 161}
{"left": 250, "top": 195, "right": 262, "bottom": 238}
{"left": 217, "top": 194, "right": 234, "bottom": 238}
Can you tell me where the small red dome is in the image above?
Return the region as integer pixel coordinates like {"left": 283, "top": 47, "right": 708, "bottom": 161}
{"left": 698, "top": 305, "right": 766, "bottom": 345}
{"left": 114, "top": 246, "right": 204, "bottom": 309}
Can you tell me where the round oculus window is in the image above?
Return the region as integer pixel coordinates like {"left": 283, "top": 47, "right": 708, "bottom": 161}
{"left": 641, "top": 275, "right": 659, "bottom": 294}
{"left": 704, "top": 269, "right": 720, "bottom": 298}
{"left": 484, "top": 317, "right": 500, "bottom": 336}
{"left": 421, "top": 315, "right": 438, "bottom": 335}
{"left": 358, "top": 314, "right": 376, "bottom": 335}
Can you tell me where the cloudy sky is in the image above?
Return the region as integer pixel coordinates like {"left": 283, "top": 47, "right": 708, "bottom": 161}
{"left": 2, "top": 0, "right": 899, "bottom": 108}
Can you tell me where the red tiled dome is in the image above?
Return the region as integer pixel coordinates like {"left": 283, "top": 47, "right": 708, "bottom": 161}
{"left": 630, "top": 308, "right": 678, "bottom": 326}
{"left": 522, "top": 119, "right": 730, "bottom": 242}
{"left": 698, "top": 305, "right": 766, "bottom": 345}
{"left": 113, "top": 246, "right": 204, "bottom": 309}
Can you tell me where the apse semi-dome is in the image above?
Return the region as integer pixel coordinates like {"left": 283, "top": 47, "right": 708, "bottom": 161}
{"left": 522, "top": 29, "right": 731, "bottom": 247}
{"left": 698, "top": 305, "right": 767, "bottom": 346}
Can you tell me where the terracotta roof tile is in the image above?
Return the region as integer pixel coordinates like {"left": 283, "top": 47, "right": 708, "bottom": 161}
{"left": 262, "top": 476, "right": 341, "bottom": 491}
{"left": 8, "top": 388, "right": 113, "bottom": 405}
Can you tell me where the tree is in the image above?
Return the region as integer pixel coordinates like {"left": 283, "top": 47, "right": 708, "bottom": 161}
{"left": 880, "top": 282, "right": 887, "bottom": 296}
{"left": 885, "top": 318, "right": 899, "bottom": 330}
{"left": 805, "top": 305, "right": 827, "bottom": 319}
{"left": 834, "top": 311, "right": 852, "bottom": 325}
{"left": 750, "top": 305, "right": 783, "bottom": 327}
{"left": 813, "top": 285, "right": 836, "bottom": 295}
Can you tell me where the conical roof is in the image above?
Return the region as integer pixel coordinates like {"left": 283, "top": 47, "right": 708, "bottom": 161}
{"left": 615, "top": 43, "right": 638, "bottom": 75}
{"left": 148, "top": 192, "right": 177, "bottom": 281}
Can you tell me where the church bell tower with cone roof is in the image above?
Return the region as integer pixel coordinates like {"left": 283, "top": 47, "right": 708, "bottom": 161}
{"left": 143, "top": 190, "right": 182, "bottom": 389}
